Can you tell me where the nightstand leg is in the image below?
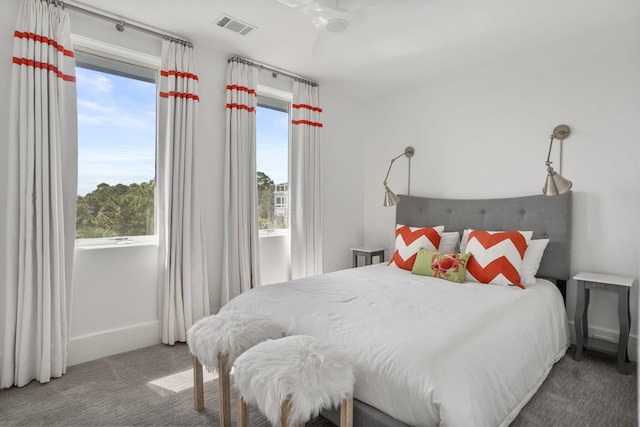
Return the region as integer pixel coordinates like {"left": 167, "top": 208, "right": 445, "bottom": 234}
{"left": 617, "top": 287, "right": 630, "bottom": 375}
{"left": 574, "top": 280, "right": 587, "bottom": 360}
{"left": 582, "top": 288, "right": 590, "bottom": 338}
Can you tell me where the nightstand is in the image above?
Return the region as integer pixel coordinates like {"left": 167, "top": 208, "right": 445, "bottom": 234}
{"left": 573, "top": 272, "right": 633, "bottom": 374}
{"left": 351, "top": 247, "right": 385, "bottom": 268}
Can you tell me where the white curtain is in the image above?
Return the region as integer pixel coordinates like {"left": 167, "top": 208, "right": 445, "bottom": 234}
{"left": 290, "top": 81, "right": 323, "bottom": 279}
{"left": 1, "top": 0, "right": 77, "bottom": 388}
{"left": 157, "top": 39, "right": 209, "bottom": 345}
{"left": 221, "top": 59, "right": 259, "bottom": 305}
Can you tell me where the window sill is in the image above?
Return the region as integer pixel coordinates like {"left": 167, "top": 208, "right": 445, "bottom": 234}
{"left": 75, "top": 237, "right": 158, "bottom": 251}
{"left": 259, "top": 229, "right": 290, "bottom": 238}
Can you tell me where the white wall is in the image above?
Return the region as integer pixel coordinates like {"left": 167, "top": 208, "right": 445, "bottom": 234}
{"left": 0, "top": 1, "right": 365, "bottom": 365}
{"left": 69, "top": 245, "right": 159, "bottom": 365}
{"left": 259, "top": 232, "right": 291, "bottom": 285}
{"left": 363, "top": 20, "right": 640, "bottom": 360}
{"left": 320, "top": 84, "right": 366, "bottom": 272}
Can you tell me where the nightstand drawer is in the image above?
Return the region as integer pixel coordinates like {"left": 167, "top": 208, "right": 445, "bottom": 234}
{"left": 584, "top": 281, "right": 615, "bottom": 291}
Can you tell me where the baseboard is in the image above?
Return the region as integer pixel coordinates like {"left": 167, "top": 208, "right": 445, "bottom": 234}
{"left": 68, "top": 321, "right": 161, "bottom": 366}
{"left": 568, "top": 320, "right": 637, "bottom": 362}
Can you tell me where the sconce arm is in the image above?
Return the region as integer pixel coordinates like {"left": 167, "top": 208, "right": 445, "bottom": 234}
{"left": 545, "top": 135, "right": 555, "bottom": 170}
{"left": 382, "top": 146, "right": 415, "bottom": 186}
{"left": 383, "top": 154, "right": 403, "bottom": 185}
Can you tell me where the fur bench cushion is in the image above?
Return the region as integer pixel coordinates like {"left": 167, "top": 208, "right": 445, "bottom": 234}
{"left": 233, "top": 335, "right": 354, "bottom": 425}
{"left": 187, "top": 311, "right": 285, "bottom": 369}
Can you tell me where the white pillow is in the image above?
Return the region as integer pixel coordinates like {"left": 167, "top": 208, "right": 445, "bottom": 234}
{"left": 460, "top": 229, "right": 471, "bottom": 253}
{"left": 439, "top": 231, "right": 460, "bottom": 253}
{"left": 520, "top": 238, "right": 550, "bottom": 286}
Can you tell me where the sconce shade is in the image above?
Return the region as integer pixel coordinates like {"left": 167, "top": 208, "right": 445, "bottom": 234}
{"left": 384, "top": 186, "right": 401, "bottom": 207}
{"left": 542, "top": 124, "right": 573, "bottom": 196}
{"left": 543, "top": 169, "right": 572, "bottom": 196}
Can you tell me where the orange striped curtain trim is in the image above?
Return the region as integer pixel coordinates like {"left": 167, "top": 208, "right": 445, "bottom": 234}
{"left": 292, "top": 119, "right": 323, "bottom": 128}
{"left": 12, "top": 57, "right": 75, "bottom": 82}
{"left": 14, "top": 30, "right": 74, "bottom": 57}
{"left": 159, "top": 91, "right": 200, "bottom": 101}
{"left": 160, "top": 69, "right": 199, "bottom": 81}
{"left": 292, "top": 102, "right": 322, "bottom": 127}
{"left": 226, "top": 103, "right": 255, "bottom": 113}
{"left": 226, "top": 84, "right": 255, "bottom": 112}
{"left": 226, "top": 84, "right": 257, "bottom": 96}
{"left": 292, "top": 103, "right": 323, "bottom": 113}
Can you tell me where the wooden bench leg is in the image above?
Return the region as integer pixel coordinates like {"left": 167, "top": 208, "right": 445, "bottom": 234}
{"left": 218, "top": 353, "right": 232, "bottom": 427}
{"left": 237, "top": 390, "right": 249, "bottom": 427}
{"left": 280, "top": 397, "right": 303, "bottom": 427}
{"left": 340, "top": 397, "right": 353, "bottom": 427}
{"left": 192, "top": 355, "right": 204, "bottom": 411}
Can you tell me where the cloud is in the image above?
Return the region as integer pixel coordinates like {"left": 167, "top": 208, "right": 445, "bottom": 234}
{"left": 76, "top": 69, "right": 115, "bottom": 93}
{"left": 77, "top": 101, "right": 154, "bottom": 130}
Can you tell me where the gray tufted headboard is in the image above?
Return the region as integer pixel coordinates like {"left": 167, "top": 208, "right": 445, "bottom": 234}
{"left": 395, "top": 192, "right": 573, "bottom": 299}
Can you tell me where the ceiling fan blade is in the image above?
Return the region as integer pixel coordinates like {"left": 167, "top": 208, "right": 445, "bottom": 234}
{"left": 281, "top": 0, "right": 434, "bottom": 52}
{"left": 311, "top": 0, "right": 435, "bottom": 61}
{"left": 278, "top": 0, "right": 357, "bottom": 30}
{"left": 277, "top": 0, "right": 317, "bottom": 8}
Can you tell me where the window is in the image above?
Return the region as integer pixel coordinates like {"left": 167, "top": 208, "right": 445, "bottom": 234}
{"left": 256, "top": 93, "right": 291, "bottom": 233}
{"left": 74, "top": 48, "right": 158, "bottom": 243}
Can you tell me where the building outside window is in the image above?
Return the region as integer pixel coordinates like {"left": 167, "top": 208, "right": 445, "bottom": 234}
{"left": 274, "top": 183, "right": 288, "bottom": 218}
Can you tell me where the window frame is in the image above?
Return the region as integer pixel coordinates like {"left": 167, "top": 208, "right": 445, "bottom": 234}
{"left": 72, "top": 35, "right": 160, "bottom": 249}
{"left": 256, "top": 85, "right": 293, "bottom": 237}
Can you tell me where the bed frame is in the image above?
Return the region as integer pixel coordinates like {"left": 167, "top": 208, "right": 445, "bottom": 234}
{"left": 323, "top": 192, "right": 573, "bottom": 427}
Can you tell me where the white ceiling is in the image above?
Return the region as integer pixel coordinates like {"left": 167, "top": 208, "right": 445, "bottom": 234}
{"left": 68, "top": 0, "right": 638, "bottom": 100}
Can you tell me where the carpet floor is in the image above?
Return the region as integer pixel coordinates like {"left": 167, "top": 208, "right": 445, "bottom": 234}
{"left": 0, "top": 343, "right": 636, "bottom": 426}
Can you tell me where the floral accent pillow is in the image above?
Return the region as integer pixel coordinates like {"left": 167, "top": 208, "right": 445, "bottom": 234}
{"left": 411, "top": 248, "right": 470, "bottom": 283}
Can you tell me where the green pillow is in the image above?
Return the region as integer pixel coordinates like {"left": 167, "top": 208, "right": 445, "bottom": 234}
{"left": 411, "top": 248, "right": 470, "bottom": 283}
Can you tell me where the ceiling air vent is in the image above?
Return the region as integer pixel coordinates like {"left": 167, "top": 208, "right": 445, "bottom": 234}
{"left": 216, "top": 14, "right": 256, "bottom": 36}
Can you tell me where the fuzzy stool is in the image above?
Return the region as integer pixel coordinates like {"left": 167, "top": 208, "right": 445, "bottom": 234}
{"left": 233, "top": 335, "right": 355, "bottom": 427}
{"left": 187, "top": 311, "right": 285, "bottom": 427}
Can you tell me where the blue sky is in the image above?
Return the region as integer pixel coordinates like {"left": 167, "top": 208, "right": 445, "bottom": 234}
{"left": 76, "top": 67, "right": 157, "bottom": 196}
{"left": 256, "top": 105, "right": 289, "bottom": 185}
{"left": 76, "top": 67, "right": 288, "bottom": 195}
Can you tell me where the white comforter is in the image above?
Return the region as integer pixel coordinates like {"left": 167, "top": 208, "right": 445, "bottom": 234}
{"left": 221, "top": 264, "right": 569, "bottom": 426}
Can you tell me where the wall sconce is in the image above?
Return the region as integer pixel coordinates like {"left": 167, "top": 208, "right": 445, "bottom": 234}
{"left": 383, "top": 146, "right": 415, "bottom": 207}
{"left": 542, "top": 125, "right": 572, "bottom": 196}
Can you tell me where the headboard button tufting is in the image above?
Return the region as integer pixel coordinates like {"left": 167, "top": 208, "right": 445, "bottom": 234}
{"left": 521, "top": 210, "right": 526, "bottom": 215}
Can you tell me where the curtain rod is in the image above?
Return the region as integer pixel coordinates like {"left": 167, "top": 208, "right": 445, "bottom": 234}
{"left": 228, "top": 56, "right": 318, "bottom": 87}
{"left": 50, "top": 0, "right": 192, "bottom": 47}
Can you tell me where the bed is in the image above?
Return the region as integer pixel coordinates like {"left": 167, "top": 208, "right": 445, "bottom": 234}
{"left": 220, "top": 192, "right": 572, "bottom": 426}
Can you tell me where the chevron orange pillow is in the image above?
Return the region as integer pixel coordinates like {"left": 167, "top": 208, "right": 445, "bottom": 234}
{"left": 464, "top": 230, "right": 533, "bottom": 289}
{"left": 389, "top": 225, "right": 444, "bottom": 271}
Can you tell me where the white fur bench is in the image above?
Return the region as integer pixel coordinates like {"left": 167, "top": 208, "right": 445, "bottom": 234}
{"left": 186, "top": 311, "right": 285, "bottom": 427}
{"left": 233, "top": 335, "right": 355, "bottom": 427}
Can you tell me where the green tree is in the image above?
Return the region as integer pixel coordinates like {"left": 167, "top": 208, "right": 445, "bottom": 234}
{"left": 76, "top": 179, "right": 155, "bottom": 239}
{"left": 257, "top": 171, "right": 275, "bottom": 229}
